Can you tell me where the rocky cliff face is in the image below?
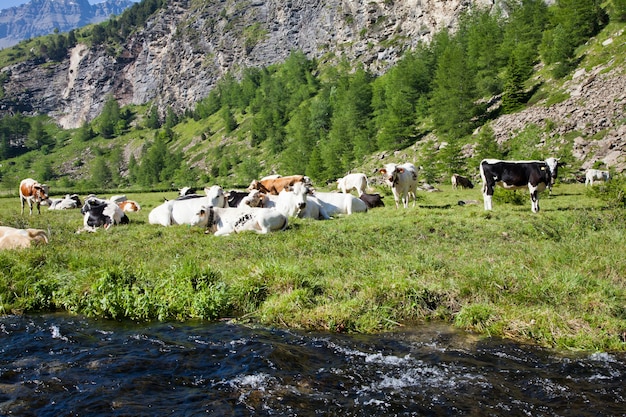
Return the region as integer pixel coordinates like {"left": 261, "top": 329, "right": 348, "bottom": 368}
{"left": 0, "top": 0, "right": 135, "bottom": 49}
{"left": 0, "top": 0, "right": 495, "bottom": 129}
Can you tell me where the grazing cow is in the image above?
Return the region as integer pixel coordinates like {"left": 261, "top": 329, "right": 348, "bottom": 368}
{"left": 479, "top": 157, "right": 560, "bottom": 213}
{"left": 190, "top": 206, "right": 288, "bottom": 236}
{"left": 451, "top": 174, "right": 474, "bottom": 189}
{"left": 585, "top": 169, "right": 610, "bottom": 186}
{"left": 310, "top": 191, "right": 368, "bottom": 217}
{"left": 19, "top": 178, "right": 51, "bottom": 215}
{"left": 0, "top": 226, "right": 49, "bottom": 249}
{"left": 379, "top": 163, "right": 418, "bottom": 208}
{"left": 248, "top": 175, "right": 306, "bottom": 195}
{"left": 337, "top": 173, "right": 368, "bottom": 196}
{"left": 49, "top": 194, "right": 82, "bottom": 210}
{"left": 359, "top": 192, "right": 385, "bottom": 209}
{"left": 118, "top": 200, "right": 141, "bottom": 212}
{"left": 149, "top": 185, "right": 227, "bottom": 226}
{"left": 80, "top": 197, "right": 129, "bottom": 232}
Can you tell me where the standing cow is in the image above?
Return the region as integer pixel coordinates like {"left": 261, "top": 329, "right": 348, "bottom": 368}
{"left": 19, "top": 178, "right": 51, "bottom": 215}
{"left": 379, "top": 163, "right": 418, "bottom": 208}
{"left": 451, "top": 174, "right": 474, "bottom": 189}
{"left": 479, "top": 157, "right": 560, "bottom": 213}
{"left": 336, "top": 173, "right": 368, "bottom": 196}
{"left": 585, "top": 169, "right": 610, "bottom": 186}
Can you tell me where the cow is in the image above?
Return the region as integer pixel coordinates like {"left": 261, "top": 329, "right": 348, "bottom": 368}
{"left": 79, "top": 196, "right": 129, "bottom": 232}
{"left": 149, "top": 185, "right": 227, "bottom": 226}
{"left": 479, "top": 157, "right": 560, "bottom": 213}
{"left": 585, "top": 169, "right": 610, "bottom": 186}
{"left": 117, "top": 200, "right": 141, "bottom": 212}
{"left": 379, "top": 163, "right": 418, "bottom": 208}
{"left": 179, "top": 186, "right": 196, "bottom": 197}
{"left": 48, "top": 194, "right": 82, "bottom": 210}
{"left": 248, "top": 175, "right": 307, "bottom": 195}
{"left": 337, "top": 173, "right": 368, "bottom": 196}
{"left": 226, "top": 190, "right": 264, "bottom": 208}
{"left": 190, "top": 206, "right": 288, "bottom": 236}
{"left": 310, "top": 191, "right": 368, "bottom": 217}
{"left": 359, "top": 192, "right": 385, "bottom": 209}
{"left": 259, "top": 183, "right": 330, "bottom": 220}
{"left": 0, "top": 226, "right": 49, "bottom": 249}
{"left": 451, "top": 174, "right": 474, "bottom": 189}
{"left": 19, "top": 178, "right": 51, "bottom": 215}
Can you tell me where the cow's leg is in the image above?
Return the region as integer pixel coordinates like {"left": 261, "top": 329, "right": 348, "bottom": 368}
{"left": 20, "top": 197, "right": 25, "bottom": 215}
{"left": 482, "top": 182, "right": 494, "bottom": 210}
{"left": 392, "top": 189, "right": 400, "bottom": 209}
{"left": 529, "top": 184, "right": 540, "bottom": 213}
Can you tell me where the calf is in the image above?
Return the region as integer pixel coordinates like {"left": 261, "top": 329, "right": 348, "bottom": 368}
{"left": 0, "top": 226, "right": 49, "bottom": 249}
{"left": 191, "top": 206, "right": 288, "bottom": 236}
{"left": 359, "top": 192, "right": 385, "bottom": 209}
{"left": 479, "top": 157, "right": 560, "bottom": 213}
{"left": 19, "top": 178, "right": 51, "bottom": 215}
{"left": 80, "top": 197, "right": 129, "bottom": 232}
{"left": 118, "top": 200, "right": 141, "bottom": 212}
{"left": 337, "top": 173, "right": 368, "bottom": 196}
{"left": 379, "top": 163, "right": 418, "bottom": 208}
{"left": 585, "top": 169, "right": 610, "bottom": 186}
{"left": 451, "top": 174, "right": 474, "bottom": 189}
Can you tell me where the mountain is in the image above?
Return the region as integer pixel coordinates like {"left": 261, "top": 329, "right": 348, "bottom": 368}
{"left": 0, "top": 0, "right": 135, "bottom": 49}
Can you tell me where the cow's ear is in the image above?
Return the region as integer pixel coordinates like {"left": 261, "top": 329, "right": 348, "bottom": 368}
{"left": 379, "top": 169, "right": 387, "bottom": 174}
{"left": 198, "top": 209, "right": 206, "bottom": 216}
{"left": 397, "top": 168, "right": 405, "bottom": 173}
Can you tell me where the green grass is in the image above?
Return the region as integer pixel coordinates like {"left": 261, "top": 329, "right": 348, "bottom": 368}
{"left": 0, "top": 183, "right": 625, "bottom": 352}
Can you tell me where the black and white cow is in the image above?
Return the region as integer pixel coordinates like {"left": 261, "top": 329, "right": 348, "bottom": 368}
{"left": 80, "top": 197, "right": 129, "bottom": 232}
{"left": 479, "top": 158, "right": 561, "bottom": 213}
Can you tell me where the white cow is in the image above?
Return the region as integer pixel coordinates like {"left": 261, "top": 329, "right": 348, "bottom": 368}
{"left": 310, "top": 191, "right": 368, "bottom": 217}
{"left": 0, "top": 226, "right": 49, "bottom": 249}
{"left": 337, "top": 173, "right": 368, "bottom": 196}
{"left": 585, "top": 169, "right": 610, "bottom": 186}
{"left": 261, "top": 183, "right": 330, "bottom": 220}
{"left": 48, "top": 194, "right": 82, "bottom": 210}
{"left": 190, "top": 206, "right": 288, "bottom": 236}
{"left": 149, "top": 185, "right": 227, "bottom": 226}
{"left": 379, "top": 163, "right": 418, "bottom": 208}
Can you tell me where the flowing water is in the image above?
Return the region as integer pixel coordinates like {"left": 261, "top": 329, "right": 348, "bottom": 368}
{"left": 0, "top": 314, "right": 624, "bottom": 416}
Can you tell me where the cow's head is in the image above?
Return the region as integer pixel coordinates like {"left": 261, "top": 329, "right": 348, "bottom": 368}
{"left": 277, "top": 183, "right": 308, "bottom": 217}
{"left": 379, "top": 164, "right": 403, "bottom": 185}
{"left": 191, "top": 206, "right": 212, "bottom": 229}
{"left": 545, "top": 157, "right": 562, "bottom": 184}
{"left": 204, "top": 185, "right": 226, "bottom": 208}
{"left": 33, "top": 184, "right": 50, "bottom": 204}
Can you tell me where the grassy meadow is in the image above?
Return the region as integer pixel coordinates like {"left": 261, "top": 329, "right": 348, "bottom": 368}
{"left": 0, "top": 181, "right": 625, "bottom": 352}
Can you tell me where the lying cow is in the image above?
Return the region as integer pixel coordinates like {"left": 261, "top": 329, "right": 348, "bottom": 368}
{"left": 226, "top": 190, "right": 264, "bottom": 208}
{"left": 451, "top": 174, "right": 474, "bottom": 189}
{"left": 311, "top": 191, "right": 368, "bottom": 217}
{"left": 80, "top": 197, "right": 129, "bottom": 232}
{"left": 337, "top": 173, "right": 368, "bottom": 196}
{"left": 585, "top": 169, "right": 610, "bottom": 186}
{"left": 179, "top": 186, "right": 196, "bottom": 197}
{"left": 479, "top": 157, "right": 560, "bottom": 213}
{"left": 149, "top": 185, "right": 227, "bottom": 226}
{"left": 19, "top": 178, "right": 51, "bottom": 215}
{"left": 0, "top": 226, "right": 49, "bottom": 249}
{"left": 260, "top": 183, "right": 330, "bottom": 220}
{"left": 191, "top": 206, "right": 288, "bottom": 236}
{"left": 117, "top": 200, "right": 141, "bottom": 212}
{"left": 248, "top": 175, "right": 307, "bottom": 195}
{"left": 359, "top": 192, "right": 384, "bottom": 209}
{"left": 49, "top": 194, "right": 82, "bottom": 210}
{"left": 379, "top": 163, "right": 418, "bottom": 208}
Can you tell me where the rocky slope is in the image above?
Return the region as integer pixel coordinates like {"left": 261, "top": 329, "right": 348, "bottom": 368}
{"left": 0, "top": 0, "right": 135, "bottom": 49}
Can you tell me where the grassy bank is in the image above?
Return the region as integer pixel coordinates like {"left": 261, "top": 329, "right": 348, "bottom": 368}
{"left": 0, "top": 183, "right": 624, "bottom": 352}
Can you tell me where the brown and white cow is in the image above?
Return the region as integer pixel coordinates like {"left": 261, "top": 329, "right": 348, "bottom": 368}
{"left": 0, "top": 226, "right": 49, "bottom": 249}
{"left": 117, "top": 200, "right": 141, "bottom": 212}
{"left": 248, "top": 175, "right": 307, "bottom": 195}
{"left": 19, "top": 178, "right": 51, "bottom": 215}
{"left": 451, "top": 174, "right": 474, "bottom": 189}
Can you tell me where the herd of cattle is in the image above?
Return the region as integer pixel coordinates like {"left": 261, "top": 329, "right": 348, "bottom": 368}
{"left": 2, "top": 158, "right": 614, "bottom": 248}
